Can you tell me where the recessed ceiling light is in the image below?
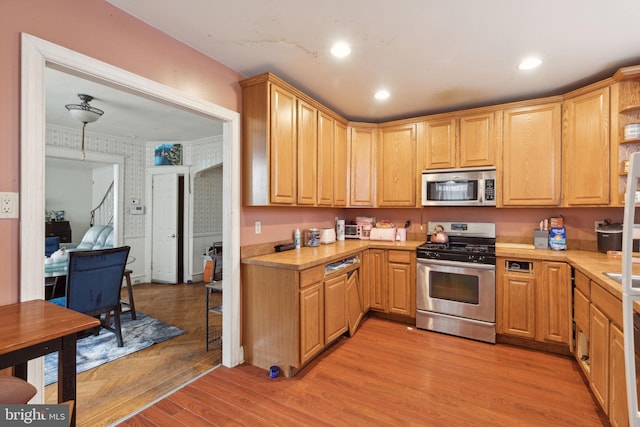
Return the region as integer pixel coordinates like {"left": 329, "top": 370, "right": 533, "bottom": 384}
{"left": 330, "top": 42, "right": 351, "bottom": 58}
{"left": 518, "top": 57, "right": 542, "bottom": 70}
{"left": 374, "top": 90, "right": 390, "bottom": 100}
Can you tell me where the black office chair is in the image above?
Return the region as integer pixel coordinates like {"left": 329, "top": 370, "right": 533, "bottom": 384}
{"left": 50, "top": 246, "right": 131, "bottom": 347}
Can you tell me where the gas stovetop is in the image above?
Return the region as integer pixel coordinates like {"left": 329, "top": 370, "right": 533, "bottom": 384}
{"left": 417, "top": 221, "right": 496, "bottom": 265}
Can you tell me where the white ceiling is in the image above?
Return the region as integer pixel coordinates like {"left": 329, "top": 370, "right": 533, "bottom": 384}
{"left": 105, "top": 0, "right": 640, "bottom": 123}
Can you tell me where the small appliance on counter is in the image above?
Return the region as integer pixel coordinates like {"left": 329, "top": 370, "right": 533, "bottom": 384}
{"left": 596, "top": 220, "right": 640, "bottom": 253}
{"left": 319, "top": 228, "right": 336, "bottom": 244}
{"left": 370, "top": 227, "right": 396, "bottom": 241}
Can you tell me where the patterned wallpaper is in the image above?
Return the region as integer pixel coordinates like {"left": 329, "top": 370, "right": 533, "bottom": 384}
{"left": 46, "top": 124, "right": 223, "bottom": 238}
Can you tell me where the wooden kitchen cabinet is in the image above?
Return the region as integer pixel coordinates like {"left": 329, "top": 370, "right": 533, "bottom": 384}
{"left": 537, "top": 261, "right": 571, "bottom": 343}
{"left": 500, "top": 101, "right": 562, "bottom": 206}
{"left": 562, "top": 86, "right": 610, "bottom": 206}
{"left": 300, "top": 281, "right": 324, "bottom": 365}
{"left": 497, "top": 258, "right": 570, "bottom": 347}
{"left": 333, "top": 121, "right": 348, "bottom": 206}
{"left": 497, "top": 261, "right": 536, "bottom": 339}
{"left": 297, "top": 99, "right": 318, "bottom": 205}
{"left": 324, "top": 273, "right": 348, "bottom": 343}
{"left": 421, "top": 116, "right": 457, "bottom": 170}
{"left": 610, "top": 324, "right": 630, "bottom": 427}
{"left": 240, "top": 73, "right": 347, "bottom": 206}
{"left": 349, "top": 124, "right": 377, "bottom": 206}
{"left": 346, "top": 270, "right": 364, "bottom": 336}
{"left": 387, "top": 250, "right": 415, "bottom": 316}
{"left": 359, "top": 249, "right": 371, "bottom": 311}
{"left": 458, "top": 111, "right": 496, "bottom": 167}
{"left": 369, "top": 249, "right": 386, "bottom": 311}
{"left": 421, "top": 110, "right": 495, "bottom": 170}
{"left": 590, "top": 303, "right": 610, "bottom": 412}
{"left": 377, "top": 123, "right": 417, "bottom": 207}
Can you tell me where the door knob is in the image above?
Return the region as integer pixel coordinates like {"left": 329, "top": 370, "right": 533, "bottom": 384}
{"left": 169, "top": 234, "right": 176, "bottom": 238}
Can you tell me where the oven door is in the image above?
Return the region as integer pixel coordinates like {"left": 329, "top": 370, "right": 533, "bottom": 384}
{"left": 416, "top": 258, "right": 495, "bottom": 323}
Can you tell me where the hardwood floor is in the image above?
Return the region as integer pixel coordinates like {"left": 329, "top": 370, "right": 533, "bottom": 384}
{"left": 45, "top": 282, "right": 221, "bottom": 427}
{"left": 119, "top": 316, "right": 609, "bottom": 427}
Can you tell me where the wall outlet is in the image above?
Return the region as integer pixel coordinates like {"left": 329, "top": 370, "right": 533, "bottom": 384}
{"left": 255, "top": 221, "right": 261, "bottom": 234}
{"left": 594, "top": 220, "right": 605, "bottom": 232}
{"left": 0, "top": 192, "right": 19, "bottom": 219}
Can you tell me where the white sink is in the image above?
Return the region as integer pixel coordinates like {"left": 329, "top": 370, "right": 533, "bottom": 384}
{"left": 603, "top": 272, "right": 640, "bottom": 287}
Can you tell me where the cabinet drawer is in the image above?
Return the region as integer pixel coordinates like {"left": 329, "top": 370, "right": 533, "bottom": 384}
{"left": 574, "top": 269, "right": 590, "bottom": 297}
{"left": 299, "top": 265, "right": 325, "bottom": 288}
{"left": 388, "top": 250, "right": 411, "bottom": 264}
{"left": 591, "top": 282, "right": 622, "bottom": 329}
{"left": 574, "top": 288, "right": 590, "bottom": 335}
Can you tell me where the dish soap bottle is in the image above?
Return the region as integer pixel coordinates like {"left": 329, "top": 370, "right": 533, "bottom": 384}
{"left": 294, "top": 228, "right": 301, "bottom": 249}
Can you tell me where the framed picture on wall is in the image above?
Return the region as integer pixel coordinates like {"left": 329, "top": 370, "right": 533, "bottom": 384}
{"left": 154, "top": 143, "right": 182, "bottom": 166}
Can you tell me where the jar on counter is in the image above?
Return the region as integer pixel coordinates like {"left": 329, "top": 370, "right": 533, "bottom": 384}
{"left": 304, "top": 228, "right": 320, "bottom": 247}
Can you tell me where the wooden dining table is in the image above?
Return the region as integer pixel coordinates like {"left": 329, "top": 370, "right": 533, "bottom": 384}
{"left": 0, "top": 299, "right": 100, "bottom": 427}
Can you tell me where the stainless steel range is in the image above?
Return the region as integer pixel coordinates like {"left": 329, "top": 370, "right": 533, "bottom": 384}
{"left": 416, "top": 221, "right": 496, "bottom": 343}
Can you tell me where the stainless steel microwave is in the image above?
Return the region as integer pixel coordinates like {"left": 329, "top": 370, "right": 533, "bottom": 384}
{"left": 421, "top": 167, "right": 496, "bottom": 206}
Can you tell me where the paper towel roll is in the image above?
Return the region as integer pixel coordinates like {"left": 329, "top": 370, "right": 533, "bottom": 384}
{"left": 336, "top": 219, "right": 345, "bottom": 241}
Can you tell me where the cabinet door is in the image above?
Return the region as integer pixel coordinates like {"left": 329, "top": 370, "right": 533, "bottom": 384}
{"left": 297, "top": 99, "right": 317, "bottom": 205}
{"left": 324, "top": 274, "right": 348, "bottom": 343}
{"left": 459, "top": 111, "right": 495, "bottom": 167}
{"left": 360, "top": 249, "right": 371, "bottom": 311}
{"left": 270, "top": 85, "right": 297, "bottom": 204}
{"left": 563, "top": 87, "right": 610, "bottom": 205}
{"left": 346, "top": 270, "right": 364, "bottom": 336}
{"left": 590, "top": 303, "right": 610, "bottom": 412}
{"left": 537, "top": 262, "right": 570, "bottom": 344}
{"left": 299, "top": 282, "right": 324, "bottom": 365}
{"left": 501, "top": 103, "right": 562, "bottom": 206}
{"left": 500, "top": 273, "right": 535, "bottom": 338}
{"left": 317, "top": 111, "right": 334, "bottom": 206}
{"left": 333, "top": 121, "right": 348, "bottom": 206}
{"left": 387, "top": 258, "right": 412, "bottom": 316}
{"left": 369, "top": 249, "right": 387, "bottom": 311}
{"left": 423, "top": 117, "right": 457, "bottom": 170}
{"left": 610, "top": 324, "right": 630, "bottom": 427}
{"left": 377, "top": 124, "right": 416, "bottom": 207}
{"left": 349, "top": 126, "right": 376, "bottom": 206}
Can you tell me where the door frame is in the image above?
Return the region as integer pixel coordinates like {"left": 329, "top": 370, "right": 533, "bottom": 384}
{"left": 20, "top": 33, "right": 243, "bottom": 399}
{"left": 146, "top": 167, "right": 190, "bottom": 283}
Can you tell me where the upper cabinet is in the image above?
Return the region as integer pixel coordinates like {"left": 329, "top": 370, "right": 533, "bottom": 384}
{"left": 500, "top": 101, "right": 562, "bottom": 206}
{"left": 562, "top": 86, "right": 610, "bottom": 206}
{"left": 377, "top": 123, "right": 417, "bottom": 207}
{"left": 240, "top": 73, "right": 347, "bottom": 206}
{"left": 459, "top": 111, "right": 497, "bottom": 168}
{"left": 349, "top": 124, "right": 377, "bottom": 207}
{"left": 421, "top": 110, "right": 496, "bottom": 170}
{"left": 333, "top": 121, "right": 348, "bottom": 207}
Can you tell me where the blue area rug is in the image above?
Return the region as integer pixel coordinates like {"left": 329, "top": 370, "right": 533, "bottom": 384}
{"left": 45, "top": 312, "right": 185, "bottom": 386}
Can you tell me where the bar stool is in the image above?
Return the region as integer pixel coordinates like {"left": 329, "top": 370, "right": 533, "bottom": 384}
{"left": 0, "top": 376, "right": 37, "bottom": 404}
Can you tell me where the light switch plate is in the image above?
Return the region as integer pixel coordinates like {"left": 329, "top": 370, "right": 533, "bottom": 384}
{"left": 0, "top": 192, "right": 19, "bottom": 219}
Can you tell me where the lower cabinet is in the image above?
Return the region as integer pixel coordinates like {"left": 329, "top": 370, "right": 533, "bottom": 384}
{"left": 243, "top": 253, "right": 367, "bottom": 377}
{"left": 324, "top": 273, "right": 348, "bottom": 343}
{"left": 573, "top": 269, "right": 629, "bottom": 427}
{"left": 496, "top": 258, "right": 571, "bottom": 346}
{"left": 369, "top": 249, "right": 415, "bottom": 317}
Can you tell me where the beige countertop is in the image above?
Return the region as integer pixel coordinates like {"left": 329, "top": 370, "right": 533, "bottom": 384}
{"left": 241, "top": 239, "right": 422, "bottom": 270}
{"left": 496, "top": 243, "right": 640, "bottom": 300}
{"left": 243, "top": 239, "right": 640, "bottom": 301}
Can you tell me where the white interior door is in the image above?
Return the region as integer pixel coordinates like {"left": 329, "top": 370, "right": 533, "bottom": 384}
{"left": 152, "top": 173, "right": 179, "bottom": 283}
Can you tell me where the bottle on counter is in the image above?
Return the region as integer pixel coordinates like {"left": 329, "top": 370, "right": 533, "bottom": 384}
{"left": 294, "top": 228, "right": 301, "bottom": 249}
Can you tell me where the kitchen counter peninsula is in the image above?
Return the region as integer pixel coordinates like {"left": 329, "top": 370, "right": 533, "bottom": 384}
{"left": 241, "top": 239, "right": 422, "bottom": 270}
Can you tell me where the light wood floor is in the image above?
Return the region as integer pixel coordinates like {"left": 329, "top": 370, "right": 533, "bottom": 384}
{"left": 119, "top": 316, "right": 609, "bottom": 427}
{"left": 45, "top": 282, "right": 221, "bottom": 427}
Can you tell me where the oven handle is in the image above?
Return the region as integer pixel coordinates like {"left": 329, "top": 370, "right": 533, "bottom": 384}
{"left": 417, "top": 258, "right": 496, "bottom": 271}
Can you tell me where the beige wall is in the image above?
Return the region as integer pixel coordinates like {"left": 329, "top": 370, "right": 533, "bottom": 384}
{"left": 0, "top": 0, "right": 242, "bottom": 304}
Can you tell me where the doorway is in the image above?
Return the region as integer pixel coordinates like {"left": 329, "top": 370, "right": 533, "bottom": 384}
{"left": 151, "top": 173, "right": 185, "bottom": 284}
{"left": 20, "top": 33, "right": 243, "bottom": 399}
